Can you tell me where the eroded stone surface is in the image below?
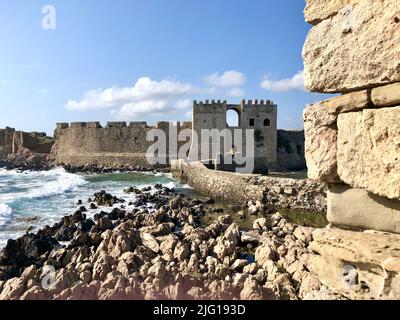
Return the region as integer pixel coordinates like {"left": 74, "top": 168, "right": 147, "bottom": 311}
{"left": 310, "top": 228, "right": 400, "bottom": 300}
{"left": 323, "top": 90, "right": 369, "bottom": 115}
{"left": 337, "top": 107, "right": 400, "bottom": 199}
{"left": 304, "top": 0, "right": 361, "bottom": 25}
{"left": 303, "top": 0, "right": 400, "bottom": 93}
{"left": 328, "top": 184, "right": 400, "bottom": 234}
{"left": 303, "top": 104, "right": 340, "bottom": 183}
{"left": 371, "top": 83, "right": 400, "bottom": 107}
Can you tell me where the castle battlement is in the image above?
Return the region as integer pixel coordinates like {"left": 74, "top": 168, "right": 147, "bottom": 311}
{"left": 240, "top": 99, "right": 276, "bottom": 108}
{"left": 193, "top": 100, "right": 227, "bottom": 107}
{"left": 56, "top": 121, "right": 192, "bottom": 131}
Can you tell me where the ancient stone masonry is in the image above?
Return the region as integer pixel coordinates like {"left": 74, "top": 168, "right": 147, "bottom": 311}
{"left": 51, "top": 101, "right": 303, "bottom": 172}
{"left": 191, "top": 99, "right": 278, "bottom": 173}
{"left": 0, "top": 127, "right": 53, "bottom": 158}
{"left": 51, "top": 121, "right": 192, "bottom": 169}
{"left": 303, "top": 0, "right": 400, "bottom": 299}
{"left": 171, "top": 160, "right": 326, "bottom": 213}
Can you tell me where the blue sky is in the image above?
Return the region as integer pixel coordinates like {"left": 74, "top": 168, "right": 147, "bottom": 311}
{"left": 0, "top": 0, "right": 330, "bottom": 135}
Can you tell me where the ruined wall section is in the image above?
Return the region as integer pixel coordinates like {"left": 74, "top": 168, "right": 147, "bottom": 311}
{"left": 303, "top": 0, "right": 400, "bottom": 299}
{"left": 171, "top": 160, "right": 326, "bottom": 213}
{"left": 51, "top": 121, "right": 192, "bottom": 169}
{"left": 0, "top": 127, "right": 53, "bottom": 158}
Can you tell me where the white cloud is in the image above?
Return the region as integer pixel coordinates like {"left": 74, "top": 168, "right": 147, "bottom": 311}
{"left": 18, "top": 62, "right": 47, "bottom": 69}
{"left": 204, "top": 70, "right": 246, "bottom": 88}
{"left": 174, "top": 99, "right": 192, "bottom": 110}
{"left": 227, "top": 87, "right": 245, "bottom": 97}
{"left": 260, "top": 70, "right": 305, "bottom": 92}
{"left": 66, "top": 77, "right": 196, "bottom": 111}
{"left": 111, "top": 100, "right": 169, "bottom": 119}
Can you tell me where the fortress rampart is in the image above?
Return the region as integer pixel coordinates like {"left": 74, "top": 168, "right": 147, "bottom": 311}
{"left": 0, "top": 127, "right": 53, "bottom": 158}
{"left": 50, "top": 100, "right": 304, "bottom": 171}
{"left": 51, "top": 121, "right": 192, "bottom": 169}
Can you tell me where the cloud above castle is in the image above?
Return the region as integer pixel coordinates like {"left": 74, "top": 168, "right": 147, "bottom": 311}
{"left": 65, "top": 69, "right": 305, "bottom": 120}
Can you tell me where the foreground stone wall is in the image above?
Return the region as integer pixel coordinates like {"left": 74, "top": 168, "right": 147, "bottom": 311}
{"left": 303, "top": 0, "right": 400, "bottom": 299}
{"left": 171, "top": 160, "right": 326, "bottom": 213}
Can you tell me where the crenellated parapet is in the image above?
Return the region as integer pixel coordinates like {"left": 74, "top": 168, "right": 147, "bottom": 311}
{"left": 240, "top": 99, "right": 276, "bottom": 109}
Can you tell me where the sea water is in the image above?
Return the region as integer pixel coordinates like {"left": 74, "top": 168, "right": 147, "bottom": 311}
{"left": 0, "top": 167, "right": 189, "bottom": 248}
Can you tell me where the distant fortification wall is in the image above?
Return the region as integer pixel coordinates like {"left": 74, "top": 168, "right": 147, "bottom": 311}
{"left": 51, "top": 121, "right": 192, "bottom": 169}
{"left": 51, "top": 119, "right": 305, "bottom": 171}
{"left": 277, "top": 130, "right": 306, "bottom": 171}
{"left": 0, "top": 127, "right": 53, "bottom": 158}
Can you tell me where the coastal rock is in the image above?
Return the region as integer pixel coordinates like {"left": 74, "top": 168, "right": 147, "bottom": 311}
{"left": 140, "top": 233, "right": 160, "bottom": 253}
{"left": 173, "top": 243, "right": 190, "bottom": 262}
{"left": 230, "top": 259, "right": 248, "bottom": 272}
{"left": 92, "top": 253, "right": 116, "bottom": 281}
{"left": 0, "top": 277, "right": 27, "bottom": 300}
{"left": 240, "top": 278, "right": 264, "bottom": 300}
{"left": 255, "top": 240, "right": 278, "bottom": 269}
{"left": 303, "top": 0, "right": 400, "bottom": 93}
{"left": 252, "top": 218, "right": 270, "bottom": 231}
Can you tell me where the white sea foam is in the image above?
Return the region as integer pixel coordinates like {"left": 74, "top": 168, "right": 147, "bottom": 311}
{"left": 0, "top": 203, "right": 12, "bottom": 226}
{"left": 27, "top": 168, "right": 88, "bottom": 199}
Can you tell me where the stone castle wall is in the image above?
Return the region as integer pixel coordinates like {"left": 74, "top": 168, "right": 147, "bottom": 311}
{"left": 191, "top": 100, "right": 278, "bottom": 173}
{"left": 51, "top": 123, "right": 303, "bottom": 171}
{"left": 51, "top": 121, "right": 192, "bottom": 169}
{"left": 0, "top": 127, "right": 53, "bottom": 158}
{"left": 277, "top": 130, "right": 306, "bottom": 171}
{"left": 303, "top": 0, "right": 400, "bottom": 299}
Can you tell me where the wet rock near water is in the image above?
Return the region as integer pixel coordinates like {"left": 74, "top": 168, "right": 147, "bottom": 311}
{"left": 0, "top": 185, "right": 341, "bottom": 300}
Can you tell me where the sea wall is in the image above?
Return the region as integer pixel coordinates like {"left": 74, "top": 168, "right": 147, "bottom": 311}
{"left": 171, "top": 160, "right": 326, "bottom": 213}
{"left": 51, "top": 121, "right": 192, "bottom": 169}
{"left": 303, "top": 0, "right": 400, "bottom": 299}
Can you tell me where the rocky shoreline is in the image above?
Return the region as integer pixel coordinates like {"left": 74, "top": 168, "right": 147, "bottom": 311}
{"left": 0, "top": 155, "right": 170, "bottom": 174}
{"left": 0, "top": 184, "right": 342, "bottom": 300}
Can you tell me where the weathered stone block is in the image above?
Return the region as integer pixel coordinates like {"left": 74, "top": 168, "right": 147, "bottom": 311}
{"left": 324, "top": 90, "right": 370, "bottom": 115}
{"left": 371, "top": 83, "right": 400, "bottom": 107}
{"left": 303, "top": 104, "right": 340, "bottom": 183}
{"left": 310, "top": 228, "right": 400, "bottom": 300}
{"left": 303, "top": 0, "right": 400, "bottom": 93}
{"left": 337, "top": 107, "right": 400, "bottom": 199}
{"left": 328, "top": 184, "right": 400, "bottom": 234}
{"left": 304, "top": 0, "right": 361, "bottom": 25}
